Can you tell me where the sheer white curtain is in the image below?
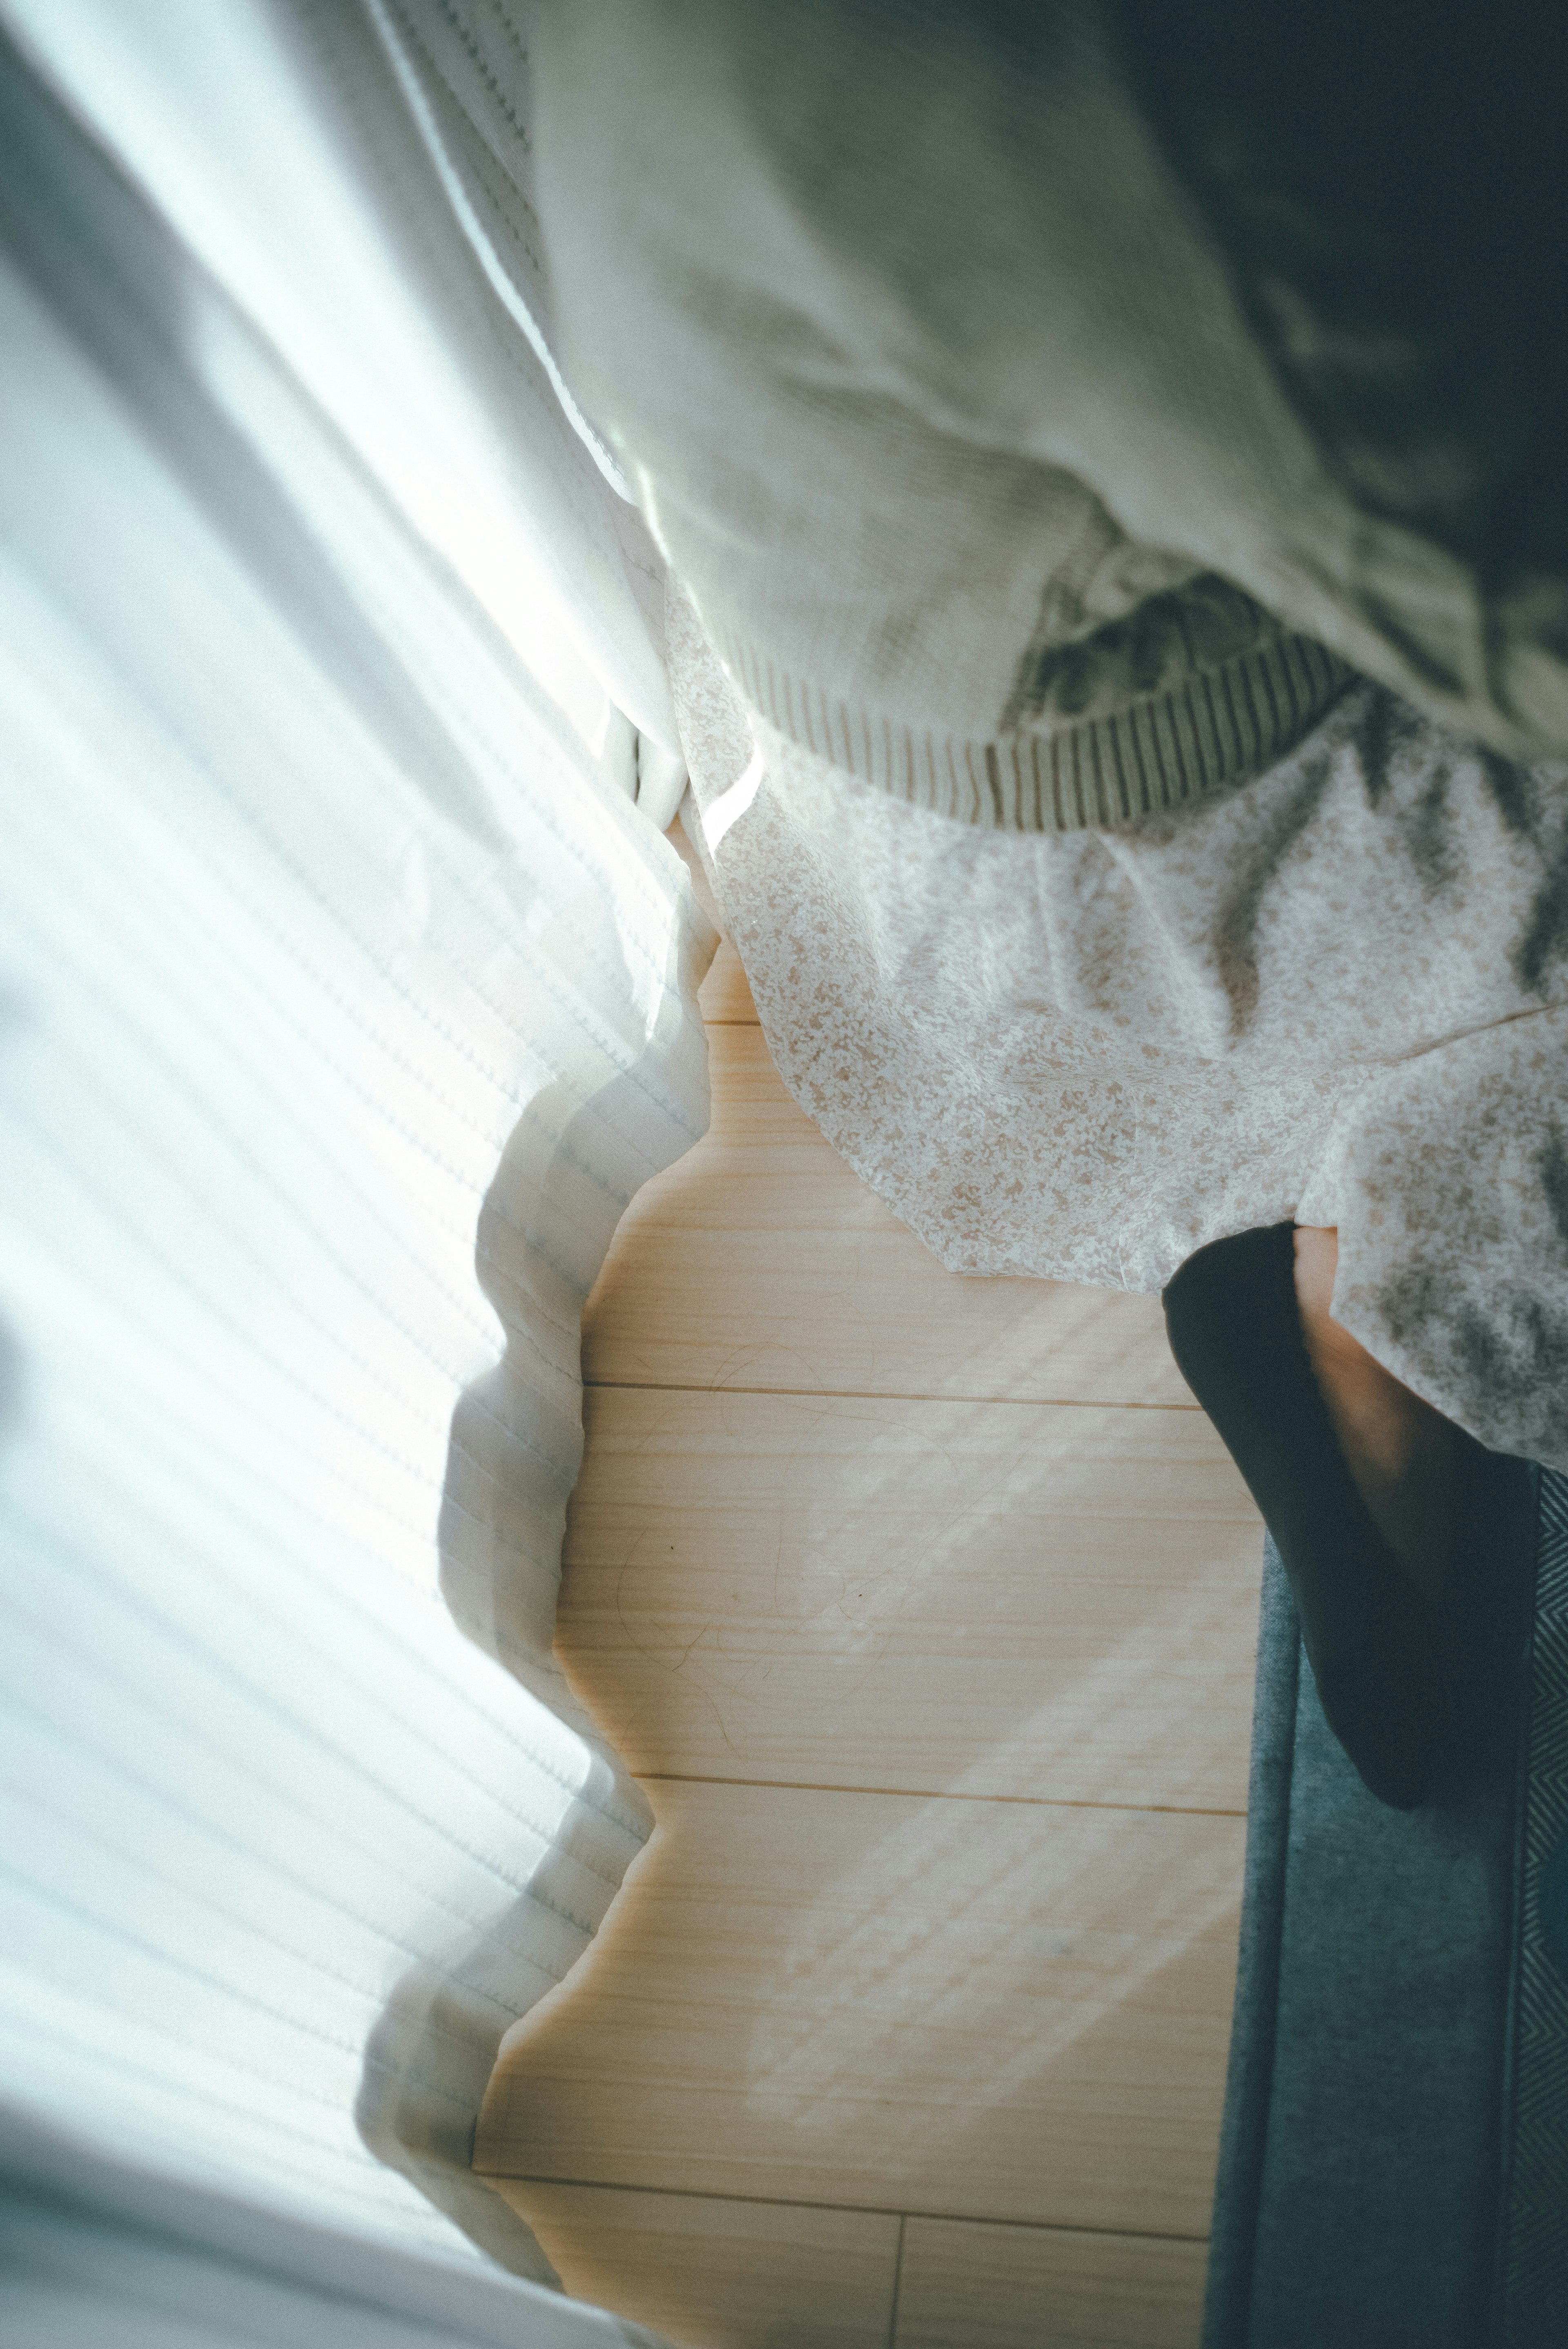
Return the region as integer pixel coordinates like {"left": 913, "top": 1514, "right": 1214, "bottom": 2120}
{"left": 0, "top": 2, "right": 710, "bottom": 2337}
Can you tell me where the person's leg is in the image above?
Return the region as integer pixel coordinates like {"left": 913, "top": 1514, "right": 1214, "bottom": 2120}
{"left": 1163, "top": 1222, "right": 1465, "bottom": 1808}
{"left": 1292, "top": 1226, "right": 1461, "bottom": 1609}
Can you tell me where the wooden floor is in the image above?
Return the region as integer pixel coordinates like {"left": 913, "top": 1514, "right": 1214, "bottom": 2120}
{"left": 475, "top": 837, "right": 1264, "bottom": 2348}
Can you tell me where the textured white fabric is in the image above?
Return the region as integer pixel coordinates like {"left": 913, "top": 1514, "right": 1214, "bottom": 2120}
{"left": 0, "top": 0, "right": 709, "bottom": 2328}
{"left": 671, "top": 588, "right": 1568, "bottom": 1471}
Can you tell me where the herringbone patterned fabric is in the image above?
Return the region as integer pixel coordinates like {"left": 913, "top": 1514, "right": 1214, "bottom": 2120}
{"left": 1501, "top": 1469, "right": 1568, "bottom": 2343}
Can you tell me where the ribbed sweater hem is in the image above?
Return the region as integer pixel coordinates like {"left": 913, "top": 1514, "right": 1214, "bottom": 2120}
{"left": 709, "top": 623, "right": 1352, "bottom": 831}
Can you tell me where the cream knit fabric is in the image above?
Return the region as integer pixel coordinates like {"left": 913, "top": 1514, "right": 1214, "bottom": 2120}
{"left": 529, "top": 0, "right": 1362, "bottom": 830}
{"left": 532, "top": 1, "right": 1568, "bottom": 784}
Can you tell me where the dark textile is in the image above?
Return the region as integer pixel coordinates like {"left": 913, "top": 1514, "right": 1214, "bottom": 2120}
{"left": 1206, "top": 1454, "right": 1550, "bottom": 2347}
{"left": 1119, "top": 2, "right": 1568, "bottom": 588}
{"left": 1500, "top": 1474, "right": 1568, "bottom": 2338}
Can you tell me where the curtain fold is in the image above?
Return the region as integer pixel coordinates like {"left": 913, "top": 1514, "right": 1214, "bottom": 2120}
{"left": 0, "top": 0, "right": 712, "bottom": 2327}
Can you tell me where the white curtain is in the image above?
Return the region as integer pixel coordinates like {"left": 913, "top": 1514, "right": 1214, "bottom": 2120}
{"left": 0, "top": 2, "right": 712, "bottom": 2336}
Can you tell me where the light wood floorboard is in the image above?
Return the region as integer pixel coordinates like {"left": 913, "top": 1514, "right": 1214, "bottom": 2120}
{"left": 490, "top": 2180, "right": 901, "bottom": 2349}
{"left": 560, "top": 1388, "right": 1261, "bottom": 1808}
{"left": 582, "top": 1026, "right": 1198, "bottom": 1409}
{"left": 480, "top": 843, "right": 1255, "bottom": 2344}
{"left": 697, "top": 936, "right": 758, "bottom": 1024}
{"left": 475, "top": 1778, "right": 1243, "bottom": 2240}
{"left": 895, "top": 2215, "right": 1207, "bottom": 2349}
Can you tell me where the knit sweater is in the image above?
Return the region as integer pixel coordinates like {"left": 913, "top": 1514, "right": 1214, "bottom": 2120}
{"left": 523, "top": 0, "right": 1568, "bottom": 829}
{"left": 524, "top": 0, "right": 1357, "bottom": 830}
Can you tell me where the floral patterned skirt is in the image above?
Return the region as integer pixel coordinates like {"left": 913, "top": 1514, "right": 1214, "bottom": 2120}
{"left": 670, "top": 586, "right": 1568, "bottom": 1470}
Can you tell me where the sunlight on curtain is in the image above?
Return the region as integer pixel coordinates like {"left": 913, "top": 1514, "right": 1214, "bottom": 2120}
{"left": 0, "top": 1, "right": 711, "bottom": 2331}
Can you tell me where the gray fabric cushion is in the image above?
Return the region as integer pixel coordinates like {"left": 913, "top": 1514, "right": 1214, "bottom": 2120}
{"left": 1205, "top": 1452, "right": 1545, "bottom": 2347}
{"left": 1500, "top": 1475, "right": 1568, "bottom": 2338}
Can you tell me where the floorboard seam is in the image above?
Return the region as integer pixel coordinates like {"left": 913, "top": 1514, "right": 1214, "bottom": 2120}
{"left": 886, "top": 2212, "right": 906, "bottom": 2349}
{"left": 632, "top": 1772, "right": 1246, "bottom": 1816}
{"left": 479, "top": 2173, "right": 1212, "bottom": 2241}
{"left": 582, "top": 1377, "right": 1203, "bottom": 1411}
